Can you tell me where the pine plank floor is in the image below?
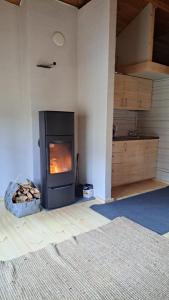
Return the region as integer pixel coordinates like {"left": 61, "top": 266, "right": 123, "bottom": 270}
{"left": 112, "top": 179, "right": 168, "bottom": 200}
{"left": 1, "top": 180, "right": 169, "bottom": 261}
{"left": 0, "top": 199, "right": 109, "bottom": 261}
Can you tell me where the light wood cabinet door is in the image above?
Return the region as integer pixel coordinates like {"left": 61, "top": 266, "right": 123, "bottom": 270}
{"left": 137, "top": 78, "right": 152, "bottom": 110}
{"left": 112, "top": 139, "right": 159, "bottom": 187}
{"left": 114, "top": 74, "right": 125, "bottom": 109}
{"left": 114, "top": 74, "right": 152, "bottom": 111}
{"left": 123, "top": 75, "right": 138, "bottom": 110}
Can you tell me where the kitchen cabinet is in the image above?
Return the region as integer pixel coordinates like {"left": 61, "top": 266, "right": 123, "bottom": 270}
{"left": 114, "top": 74, "right": 152, "bottom": 110}
{"left": 137, "top": 77, "right": 152, "bottom": 110}
{"left": 112, "top": 139, "right": 159, "bottom": 187}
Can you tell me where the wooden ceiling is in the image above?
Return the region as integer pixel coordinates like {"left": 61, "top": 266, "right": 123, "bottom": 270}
{"left": 5, "top": 0, "right": 21, "bottom": 5}
{"left": 59, "top": 0, "right": 169, "bottom": 35}
{"left": 60, "top": 0, "right": 147, "bottom": 34}
{"left": 5, "top": 0, "right": 89, "bottom": 7}
{"left": 117, "top": 0, "right": 169, "bottom": 35}
{"left": 5, "top": 0, "right": 169, "bottom": 35}
{"left": 117, "top": 0, "right": 148, "bottom": 35}
{"left": 59, "top": 0, "right": 90, "bottom": 9}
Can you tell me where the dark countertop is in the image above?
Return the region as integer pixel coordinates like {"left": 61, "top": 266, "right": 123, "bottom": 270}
{"left": 113, "top": 136, "right": 159, "bottom": 141}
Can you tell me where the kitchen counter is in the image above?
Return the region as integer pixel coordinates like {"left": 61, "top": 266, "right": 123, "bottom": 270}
{"left": 113, "top": 136, "right": 159, "bottom": 141}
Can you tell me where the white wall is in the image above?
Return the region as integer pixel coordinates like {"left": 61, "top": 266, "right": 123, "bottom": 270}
{"left": 0, "top": 0, "right": 117, "bottom": 200}
{"left": 78, "top": 0, "right": 117, "bottom": 200}
{"left": 0, "top": 0, "right": 77, "bottom": 195}
{"left": 138, "top": 79, "right": 169, "bottom": 183}
{"left": 27, "top": 0, "right": 77, "bottom": 184}
{"left": 0, "top": 1, "right": 33, "bottom": 195}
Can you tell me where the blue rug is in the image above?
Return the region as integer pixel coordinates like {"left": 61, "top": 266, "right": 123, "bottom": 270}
{"left": 91, "top": 187, "right": 169, "bottom": 234}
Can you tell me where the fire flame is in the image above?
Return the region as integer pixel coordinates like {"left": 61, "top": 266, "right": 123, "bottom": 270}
{"left": 49, "top": 144, "right": 72, "bottom": 174}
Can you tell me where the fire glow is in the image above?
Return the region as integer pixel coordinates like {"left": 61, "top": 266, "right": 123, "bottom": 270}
{"left": 49, "top": 143, "right": 72, "bottom": 174}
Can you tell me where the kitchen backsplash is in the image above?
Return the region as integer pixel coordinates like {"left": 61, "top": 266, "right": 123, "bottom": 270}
{"left": 113, "top": 109, "right": 138, "bottom": 137}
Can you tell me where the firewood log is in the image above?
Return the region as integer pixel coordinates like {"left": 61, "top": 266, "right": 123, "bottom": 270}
{"left": 27, "top": 192, "right": 33, "bottom": 200}
{"left": 12, "top": 181, "right": 40, "bottom": 203}
{"left": 33, "top": 188, "right": 39, "bottom": 194}
{"left": 15, "top": 195, "right": 28, "bottom": 203}
{"left": 34, "top": 193, "right": 40, "bottom": 199}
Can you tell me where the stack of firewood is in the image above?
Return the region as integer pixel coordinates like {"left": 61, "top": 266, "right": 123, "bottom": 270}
{"left": 12, "top": 182, "right": 40, "bottom": 203}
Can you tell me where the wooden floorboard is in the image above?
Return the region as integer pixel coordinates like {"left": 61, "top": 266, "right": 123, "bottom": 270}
{"left": 1, "top": 181, "right": 169, "bottom": 261}
{"left": 0, "top": 199, "right": 109, "bottom": 261}
{"left": 112, "top": 179, "right": 168, "bottom": 200}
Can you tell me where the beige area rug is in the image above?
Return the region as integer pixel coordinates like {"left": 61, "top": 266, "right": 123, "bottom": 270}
{"left": 1, "top": 217, "right": 169, "bottom": 300}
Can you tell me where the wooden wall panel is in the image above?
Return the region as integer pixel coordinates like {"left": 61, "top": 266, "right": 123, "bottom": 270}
{"left": 138, "top": 79, "right": 169, "bottom": 183}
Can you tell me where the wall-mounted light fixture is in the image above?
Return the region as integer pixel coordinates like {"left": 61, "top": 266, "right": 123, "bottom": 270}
{"left": 52, "top": 32, "right": 65, "bottom": 47}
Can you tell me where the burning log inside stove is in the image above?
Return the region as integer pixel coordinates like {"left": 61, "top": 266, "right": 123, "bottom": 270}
{"left": 12, "top": 183, "right": 40, "bottom": 203}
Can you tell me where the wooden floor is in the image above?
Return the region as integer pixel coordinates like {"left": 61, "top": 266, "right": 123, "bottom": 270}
{"left": 0, "top": 199, "right": 110, "bottom": 261}
{"left": 112, "top": 179, "right": 168, "bottom": 200}
{"left": 1, "top": 180, "right": 169, "bottom": 261}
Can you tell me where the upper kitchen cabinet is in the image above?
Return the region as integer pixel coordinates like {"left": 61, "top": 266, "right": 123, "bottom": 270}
{"left": 114, "top": 73, "right": 152, "bottom": 110}
{"left": 116, "top": 3, "right": 169, "bottom": 80}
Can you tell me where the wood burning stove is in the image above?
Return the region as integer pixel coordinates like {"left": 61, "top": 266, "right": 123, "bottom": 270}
{"left": 39, "top": 111, "right": 75, "bottom": 209}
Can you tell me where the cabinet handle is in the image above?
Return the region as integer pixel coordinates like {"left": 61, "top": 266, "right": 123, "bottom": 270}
{"left": 125, "top": 98, "right": 127, "bottom": 106}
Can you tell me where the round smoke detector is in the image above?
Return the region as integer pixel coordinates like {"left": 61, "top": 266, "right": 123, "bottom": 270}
{"left": 52, "top": 32, "right": 65, "bottom": 47}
